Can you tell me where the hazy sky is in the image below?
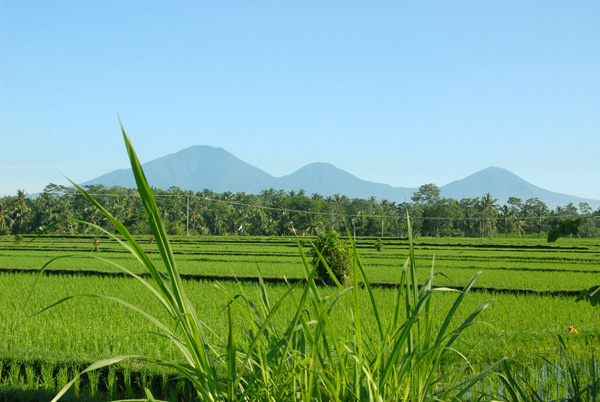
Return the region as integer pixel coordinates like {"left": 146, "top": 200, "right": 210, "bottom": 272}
{"left": 1, "top": 1, "right": 599, "bottom": 200}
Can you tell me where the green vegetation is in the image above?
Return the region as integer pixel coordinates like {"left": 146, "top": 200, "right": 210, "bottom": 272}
{"left": 3, "top": 244, "right": 598, "bottom": 399}
{"left": 1, "top": 182, "right": 599, "bottom": 239}
{"left": 2, "top": 235, "right": 598, "bottom": 292}
{"left": 25, "top": 128, "right": 509, "bottom": 401}
{"left": 309, "top": 231, "right": 353, "bottom": 285}
{"left": 2, "top": 240, "right": 600, "bottom": 399}
{"left": 547, "top": 218, "right": 600, "bottom": 308}
{"left": 1, "top": 126, "right": 598, "bottom": 400}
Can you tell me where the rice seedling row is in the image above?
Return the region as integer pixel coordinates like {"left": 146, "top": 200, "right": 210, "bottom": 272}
{"left": 1, "top": 235, "right": 598, "bottom": 295}
{"left": 3, "top": 268, "right": 599, "bottom": 400}
{"left": 3, "top": 271, "right": 599, "bottom": 365}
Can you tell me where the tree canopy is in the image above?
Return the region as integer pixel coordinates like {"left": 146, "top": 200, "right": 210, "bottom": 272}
{"left": 1, "top": 183, "right": 598, "bottom": 238}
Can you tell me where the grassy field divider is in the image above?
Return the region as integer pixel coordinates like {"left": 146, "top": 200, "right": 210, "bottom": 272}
{"left": 22, "top": 122, "right": 510, "bottom": 401}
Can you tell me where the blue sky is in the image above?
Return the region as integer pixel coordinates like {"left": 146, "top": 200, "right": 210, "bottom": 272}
{"left": 1, "top": 1, "right": 599, "bottom": 200}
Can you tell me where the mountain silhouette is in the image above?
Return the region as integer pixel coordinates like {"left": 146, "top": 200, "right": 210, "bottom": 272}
{"left": 86, "top": 146, "right": 273, "bottom": 193}
{"left": 83, "top": 146, "right": 600, "bottom": 209}
{"left": 276, "top": 163, "right": 415, "bottom": 201}
{"left": 439, "top": 166, "right": 598, "bottom": 208}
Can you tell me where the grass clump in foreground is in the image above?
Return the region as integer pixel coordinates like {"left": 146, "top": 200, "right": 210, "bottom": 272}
{"left": 28, "top": 122, "right": 507, "bottom": 401}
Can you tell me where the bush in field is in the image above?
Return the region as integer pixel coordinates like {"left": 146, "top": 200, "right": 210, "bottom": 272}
{"left": 310, "top": 231, "right": 352, "bottom": 285}
{"left": 166, "top": 221, "right": 185, "bottom": 236}
{"left": 375, "top": 237, "right": 384, "bottom": 252}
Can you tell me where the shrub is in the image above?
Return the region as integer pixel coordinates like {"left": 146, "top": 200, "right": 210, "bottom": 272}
{"left": 309, "top": 231, "right": 352, "bottom": 285}
{"left": 375, "top": 237, "right": 384, "bottom": 252}
{"left": 166, "top": 221, "right": 185, "bottom": 236}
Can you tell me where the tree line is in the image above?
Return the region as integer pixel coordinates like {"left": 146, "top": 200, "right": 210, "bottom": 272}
{"left": 1, "top": 183, "right": 599, "bottom": 238}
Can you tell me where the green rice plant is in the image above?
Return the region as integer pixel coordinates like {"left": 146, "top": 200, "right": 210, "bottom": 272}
{"left": 70, "top": 365, "right": 80, "bottom": 396}
{"left": 87, "top": 368, "right": 100, "bottom": 396}
{"left": 122, "top": 366, "right": 134, "bottom": 399}
{"left": 105, "top": 366, "right": 117, "bottom": 399}
{"left": 24, "top": 363, "right": 37, "bottom": 388}
{"left": 169, "top": 378, "right": 187, "bottom": 401}
{"left": 493, "top": 359, "right": 546, "bottom": 401}
{"left": 8, "top": 361, "right": 22, "bottom": 387}
{"left": 135, "top": 369, "right": 149, "bottom": 395}
{"left": 494, "top": 336, "right": 600, "bottom": 401}
{"left": 26, "top": 122, "right": 506, "bottom": 401}
{"left": 160, "top": 372, "right": 169, "bottom": 399}
{"left": 56, "top": 365, "right": 70, "bottom": 390}
{"left": 41, "top": 363, "right": 55, "bottom": 390}
{"left": 545, "top": 336, "right": 600, "bottom": 402}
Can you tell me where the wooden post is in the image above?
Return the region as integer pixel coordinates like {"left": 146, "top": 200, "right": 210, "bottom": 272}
{"left": 186, "top": 196, "right": 190, "bottom": 236}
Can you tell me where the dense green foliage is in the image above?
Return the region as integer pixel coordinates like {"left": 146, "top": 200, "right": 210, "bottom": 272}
{"left": 1, "top": 184, "right": 599, "bottom": 238}
{"left": 309, "top": 231, "right": 353, "bottom": 285}
{"left": 548, "top": 218, "right": 581, "bottom": 243}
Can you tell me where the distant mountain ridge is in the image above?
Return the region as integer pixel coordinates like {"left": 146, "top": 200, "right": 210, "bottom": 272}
{"left": 440, "top": 167, "right": 595, "bottom": 208}
{"left": 85, "top": 146, "right": 274, "bottom": 193}
{"left": 83, "top": 145, "right": 600, "bottom": 209}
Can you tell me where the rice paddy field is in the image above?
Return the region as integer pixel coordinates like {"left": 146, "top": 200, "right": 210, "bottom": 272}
{"left": 1, "top": 234, "right": 599, "bottom": 400}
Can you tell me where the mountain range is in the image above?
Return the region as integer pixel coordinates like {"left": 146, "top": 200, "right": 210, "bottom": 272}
{"left": 83, "top": 145, "right": 600, "bottom": 209}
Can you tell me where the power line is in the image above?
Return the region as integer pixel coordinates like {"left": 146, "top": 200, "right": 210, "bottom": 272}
{"left": 57, "top": 192, "right": 598, "bottom": 223}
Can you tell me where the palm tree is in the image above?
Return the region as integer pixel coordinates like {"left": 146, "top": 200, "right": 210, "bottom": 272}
{"left": 10, "top": 190, "right": 31, "bottom": 235}
{"left": 304, "top": 210, "right": 324, "bottom": 236}
{"left": 0, "top": 200, "right": 13, "bottom": 235}
{"left": 248, "top": 205, "right": 274, "bottom": 236}
{"left": 478, "top": 193, "right": 498, "bottom": 237}
{"left": 226, "top": 199, "right": 250, "bottom": 235}
{"left": 498, "top": 205, "right": 512, "bottom": 234}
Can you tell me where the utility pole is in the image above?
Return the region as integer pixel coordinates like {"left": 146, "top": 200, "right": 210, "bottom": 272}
{"left": 186, "top": 196, "right": 190, "bottom": 236}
